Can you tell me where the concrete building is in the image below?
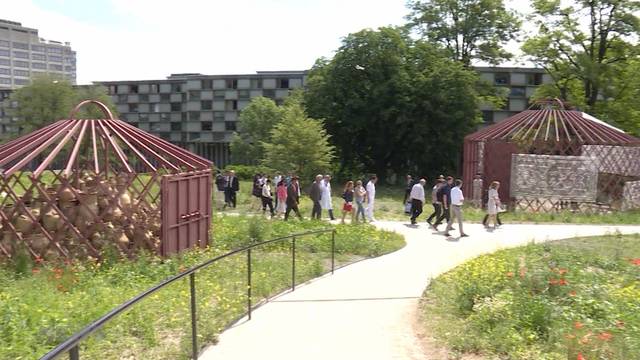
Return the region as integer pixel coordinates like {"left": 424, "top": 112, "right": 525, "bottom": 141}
{"left": 0, "top": 19, "right": 77, "bottom": 87}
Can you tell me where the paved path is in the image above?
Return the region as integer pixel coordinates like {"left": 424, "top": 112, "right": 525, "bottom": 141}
{"left": 200, "top": 222, "right": 640, "bottom": 360}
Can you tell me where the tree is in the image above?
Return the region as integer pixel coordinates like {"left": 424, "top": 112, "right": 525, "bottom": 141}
{"left": 261, "top": 102, "right": 334, "bottom": 181}
{"left": 305, "top": 27, "right": 480, "bottom": 181}
{"left": 230, "top": 97, "right": 283, "bottom": 164}
{"left": 8, "top": 74, "right": 118, "bottom": 136}
{"left": 522, "top": 0, "right": 640, "bottom": 110}
{"left": 406, "top": 0, "right": 521, "bottom": 66}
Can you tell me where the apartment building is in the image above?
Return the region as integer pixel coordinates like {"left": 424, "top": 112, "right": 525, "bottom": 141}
{"left": 0, "top": 19, "right": 77, "bottom": 88}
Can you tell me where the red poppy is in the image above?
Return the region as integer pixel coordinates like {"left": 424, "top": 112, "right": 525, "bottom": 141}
{"left": 574, "top": 321, "right": 584, "bottom": 330}
{"left": 577, "top": 353, "right": 586, "bottom": 360}
{"left": 598, "top": 332, "right": 613, "bottom": 341}
{"left": 630, "top": 258, "right": 640, "bottom": 266}
{"left": 559, "top": 279, "right": 568, "bottom": 286}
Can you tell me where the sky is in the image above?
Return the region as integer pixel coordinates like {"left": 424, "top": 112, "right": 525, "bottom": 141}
{"left": 2, "top": 0, "right": 534, "bottom": 85}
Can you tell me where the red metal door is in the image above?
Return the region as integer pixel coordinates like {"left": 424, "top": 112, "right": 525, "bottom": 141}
{"left": 161, "top": 170, "right": 212, "bottom": 256}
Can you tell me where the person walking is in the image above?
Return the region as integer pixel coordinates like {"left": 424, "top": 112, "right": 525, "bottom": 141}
{"left": 321, "top": 174, "right": 335, "bottom": 220}
{"left": 251, "top": 173, "right": 263, "bottom": 210}
{"left": 365, "top": 175, "right": 377, "bottom": 222}
{"left": 341, "top": 181, "right": 354, "bottom": 224}
{"left": 275, "top": 180, "right": 288, "bottom": 218}
{"left": 472, "top": 174, "right": 483, "bottom": 208}
{"left": 444, "top": 179, "right": 468, "bottom": 238}
{"left": 433, "top": 176, "right": 453, "bottom": 231}
{"left": 310, "top": 174, "right": 323, "bottom": 220}
{"left": 484, "top": 181, "right": 502, "bottom": 229}
{"left": 215, "top": 171, "right": 227, "bottom": 210}
{"left": 225, "top": 170, "right": 239, "bottom": 209}
{"left": 354, "top": 180, "right": 367, "bottom": 223}
{"left": 261, "top": 179, "right": 275, "bottom": 217}
{"left": 402, "top": 175, "right": 414, "bottom": 204}
{"left": 273, "top": 172, "right": 282, "bottom": 209}
{"left": 426, "top": 178, "right": 444, "bottom": 226}
{"left": 285, "top": 176, "right": 302, "bottom": 220}
{"left": 409, "top": 178, "right": 426, "bottom": 225}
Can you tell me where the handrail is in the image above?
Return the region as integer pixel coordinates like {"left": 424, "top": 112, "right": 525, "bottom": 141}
{"left": 40, "top": 228, "right": 337, "bottom": 360}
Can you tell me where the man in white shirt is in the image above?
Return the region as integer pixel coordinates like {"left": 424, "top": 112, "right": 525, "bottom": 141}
{"left": 409, "top": 178, "right": 426, "bottom": 225}
{"left": 445, "top": 179, "right": 468, "bottom": 237}
{"left": 365, "top": 175, "right": 377, "bottom": 222}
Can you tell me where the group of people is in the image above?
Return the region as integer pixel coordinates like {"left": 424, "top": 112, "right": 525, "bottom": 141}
{"left": 404, "top": 174, "right": 503, "bottom": 237}
{"left": 216, "top": 171, "right": 380, "bottom": 223}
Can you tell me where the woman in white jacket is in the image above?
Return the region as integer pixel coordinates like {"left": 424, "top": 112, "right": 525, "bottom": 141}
{"left": 321, "top": 175, "right": 335, "bottom": 220}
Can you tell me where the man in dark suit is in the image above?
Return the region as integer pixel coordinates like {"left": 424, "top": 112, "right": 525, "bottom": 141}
{"left": 225, "top": 170, "right": 240, "bottom": 208}
{"left": 309, "top": 174, "right": 323, "bottom": 220}
{"left": 285, "top": 176, "right": 303, "bottom": 220}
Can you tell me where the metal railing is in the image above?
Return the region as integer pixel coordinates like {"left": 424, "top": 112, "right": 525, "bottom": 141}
{"left": 40, "top": 228, "right": 337, "bottom": 360}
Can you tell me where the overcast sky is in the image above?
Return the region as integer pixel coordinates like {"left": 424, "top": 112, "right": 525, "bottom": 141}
{"left": 2, "top": 0, "right": 535, "bottom": 84}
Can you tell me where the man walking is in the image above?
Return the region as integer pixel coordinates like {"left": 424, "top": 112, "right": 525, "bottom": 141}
{"left": 215, "top": 171, "right": 227, "bottom": 210}
{"left": 310, "top": 174, "right": 323, "bottom": 220}
{"left": 285, "top": 176, "right": 302, "bottom": 220}
{"left": 365, "top": 175, "right": 378, "bottom": 222}
{"left": 409, "top": 178, "right": 426, "bottom": 225}
{"left": 402, "top": 175, "right": 414, "bottom": 204}
{"left": 273, "top": 171, "right": 283, "bottom": 209}
{"left": 433, "top": 176, "right": 453, "bottom": 230}
{"left": 444, "top": 179, "right": 468, "bottom": 238}
{"left": 426, "top": 178, "right": 444, "bottom": 227}
{"left": 225, "top": 170, "right": 239, "bottom": 208}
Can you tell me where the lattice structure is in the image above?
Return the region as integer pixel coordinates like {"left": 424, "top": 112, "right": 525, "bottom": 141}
{"left": 462, "top": 100, "right": 640, "bottom": 213}
{"left": 0, "top": 100, "right": 212, "bottom": 261}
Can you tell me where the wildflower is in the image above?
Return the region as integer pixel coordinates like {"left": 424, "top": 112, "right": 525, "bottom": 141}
{"left": 577, "top": 353, "right": 586, "bottom": 360}
{"left": 558, "top": 268, "right": 568, "bottom": 275}
{"left": 580, "top": 332, "right": 592, "bottom": 345}
{"left": 598, "top": 332, "right": 613, "bottom": 341}
{"left": 559, "top": 279, "right": 568, "bottom": 286}
{"left": 568, "top": 291, "right": 577, "bottom": 297}
{"left": 34, "top": 256, "right": 43, "bottom": 264}
{"left": 506, "top": 272, "right": 514, "bottom": 278}
{"left": 574, "top": 321, "right": 584, "bottom": 330}
{"left": 549, "top": 278, "right": 559, "bottom": 285}
{"left": 629, "top": 258, "right": 640, "bottom": 266}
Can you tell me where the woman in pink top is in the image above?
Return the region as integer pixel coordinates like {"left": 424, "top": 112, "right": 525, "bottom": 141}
{"left": 276, "top": 180, "right": 288, "bottom": 218}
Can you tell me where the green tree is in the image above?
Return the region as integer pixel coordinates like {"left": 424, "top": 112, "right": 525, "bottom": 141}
{"left": 406, "top": 0, "right": 521, "bottom": 65}
{"left": 74, "top": 85, "right": 118, "bottom": 119}
{"left": 522, "top": 0, "right": 640, "bottom": 110}
{"left": 305, "top": 27, "right": 480, "bottom": 181}
{"left": 230, "top": 96, "right": 283, "bottom": 164}
{"left": 261, "top": 102, "right": 334, "bottom": 180}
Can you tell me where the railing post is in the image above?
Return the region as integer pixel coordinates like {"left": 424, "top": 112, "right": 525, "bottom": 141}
{"left": 247, "top": 248, "right": 252, "bottom": 320}
{"left": 331, "top": 230, "right": 336, "bottom": 274}
{"left": 189, "top": 273, "right": 198, "bottom": 360}
{"left": 291, "top": 236, "right": 296, "bottom": 291}
{"left": 69, "top": 346, "right": 79, "bottom": 360}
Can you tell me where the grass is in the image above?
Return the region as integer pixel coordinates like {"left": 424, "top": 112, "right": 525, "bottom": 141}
{"left": 221, "top": 181, "right": 640, "bottom": 225}
{"left": 420, "top": 233, "right": 640, "bottom": 360}
{"left": 0, "top": 214, "right": 405, "bottom": 359}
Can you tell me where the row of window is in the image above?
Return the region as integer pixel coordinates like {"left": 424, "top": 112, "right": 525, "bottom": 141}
{"left": 493, "top": 72, "right": 543, "bottom": 86}
{"left": 127, "top": 121, "right": 235, "bottom": 132}
{"left": 0, "top": 77, "right": 28, "bottom": 85}
{"left": 111, "top": 78, "right": 293, "bottom": 95}
{"left": 0, "top": 40, "right": 69, "bottom": 54}
{"left": 0, "top": 49, "right": 71, "bottom": 62}
{"left": 116, "top": 89, "right": 279, "bottom": 104}
{"left": 0, "top": 65, "right": 65, "bottom": 76}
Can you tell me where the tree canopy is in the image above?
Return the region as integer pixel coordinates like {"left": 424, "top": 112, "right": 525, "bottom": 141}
{"left": 305, "top": 27, "right": 480, "bottom": 181}
{"left": 230, "top": 96, "right": 283, "bottom": 164}
{"left": 406, "top": 0, "right": 521, "bottom": 65}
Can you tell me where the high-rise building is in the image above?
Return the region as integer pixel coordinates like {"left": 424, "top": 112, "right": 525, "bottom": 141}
{"left": 0, "top": 19, "right": 77, "bottom": 88}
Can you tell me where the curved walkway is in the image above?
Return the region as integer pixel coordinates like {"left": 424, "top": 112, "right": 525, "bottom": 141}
{"left": 200, "top": 222, "right": 640, "bottom": 360}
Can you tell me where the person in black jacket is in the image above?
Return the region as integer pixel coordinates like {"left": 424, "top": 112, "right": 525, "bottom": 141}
{"left": 402, "top": 175, "right": 414, "bottom": 204}
{"left": 433, "top": 176, "right": 454, "bottom": 230}
{"left": 309, "top": 174, "right": 323, "bottom": 220}
{"left": 224, "top": 170, "right": 240, "bottom": 208}
{"left": 285, "top": 176, "right": 303, "bottom": 220}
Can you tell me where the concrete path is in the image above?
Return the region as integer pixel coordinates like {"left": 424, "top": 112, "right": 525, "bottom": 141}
{"left": 199, "top": 222, "right": 640, "bottom": 360}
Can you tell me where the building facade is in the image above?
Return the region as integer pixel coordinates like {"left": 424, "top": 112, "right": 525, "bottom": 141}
{"left": 0, "top": 19, "right": 77, "bottom": 88}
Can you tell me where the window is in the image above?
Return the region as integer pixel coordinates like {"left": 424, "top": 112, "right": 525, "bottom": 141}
{"left": 49, "top": 64, "right": 63, "bottom": 71}
{"left": 13, "top": 60, "right": 29, "bottom": 68}
{"left": 225, "top": 100, "right": 238, "bottom": 111}
{"left": 13, "top": 51, "right": 28, "bottom": 59}
{"left": 170, "top": 102, "right": 182, "bottom": 112}
{"left": 32, "top": 62, "right": 46, "bottom": 69}
{"left": 0, "top": 40, "right": 9, "bottom": 48}
{"left": 13, "top": 69, "right": 29, "bottom": 77}
{"left": 225, "top": 121, "right": 237, "bottom": 131}
{"left": 12, "top": 42, "right": 29, "bottom": 50}
{"left": 171, "top": 83, "right": 182, "bottom": 92}
{"left": 14, "top": 78, "right": 29, "bottom": 85}
{"left": 189, "top": 111, "right": 200, "bottom": 121}
{"left": 171, "top": 122, "right": 182, "bottom": 131}
{"left": 201, "top": 100, "right": 212, "bottom": 110}
{"left": 47, "top": 47, "right": 63, "bottom": 54}
{"left": 0, "top": 78, "right": 10, "bottom": 84}
{"left": 160, "top": 113, "right": 169, "bottom": 121}
{"left": 213, "top": 112, "right": 225, "bottom": 122}
{"left": 189, "top": 90, "right": 200, "bottom": 101}
{"left": 32, "top": 53, "right": 46, "bottom": 61}
{"left": 494, "top": 72, "right": 510, "bottom": 85}
{"left": 510, "top": 86, "right": 526, "bottom": 97}
{"left": 0, "top": 49, "right": 9, "bottom": 57}
{"left": 151, "top": 103, "right": 160, "bottom": 113}
{"left": 150, "top": 123, "right": 161, "bottom": 132}
{"left": 201, "top": 79, "right": 212, "bottom": 89}
{"left": 263, "top": 89, "right": 275, "bottom": 98}
{"left": 213, "top": 90, "right": 225, "bottom": 100}
{"left": 250, "top": 78, "right": 262, "bottom": 89}
{"left": 150, "top": 83, "right": 159, "bottom": 93}
{"left": 226, "top": 79, "right": 238, "bottom": 89}
{"left": 128, "top": 104, "right": 139, "bottom": 112}
{"left": 118, "top": 94, "right": 127, "bottom": 103}
{"left": 277, "top": 78, "right": 289, "bottom": 89}
{"left": 0, "top": 59, "right": 8, "bottom": 65}
{"left": 139, "top": 94, "right": 149, "bottom": 102}
{"left": 138, "top": 113, "right": 149, "bottom": 121}
{"left": 181, "top": 112, "right": 188, "bottom": 121}
{"left": 526, "top": 73, "right": 543, "bottom": 86}
{"left": 31, "top": 45, "right": 45, "bottom": 52}
{"left": 238, "top": 90, "right": 250, "bottom": 99}
{"left": 201, "top": 122, "right": 212, "bottom": 131}
{"left": 188, "top": 132, "right": 200, "bottom": 141}
{"left": 129, "top": 84, "right": 139, "bottom": 94}
{"left": 482, "top": 111, "right": 493, "bottom": 123}
{"left": 0, "top": 68, "right": 9, "bottom": 75}
{"left": 160, "top": 93, "right": 170, "bottom": 102}
{"left": 48, "top": 55, "right": 63, "bottom": 62}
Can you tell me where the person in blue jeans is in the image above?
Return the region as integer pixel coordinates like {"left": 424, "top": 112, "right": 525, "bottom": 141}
{"left": 354, "top": 180, "right": 367, "bottom": 223}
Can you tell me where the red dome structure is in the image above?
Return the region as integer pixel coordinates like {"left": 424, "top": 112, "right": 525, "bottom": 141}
{"left": 463, "top": 100, "right": 640, "bottom": 212}
{"left": 0, "top": 100, "right": 213, "bottom": 260}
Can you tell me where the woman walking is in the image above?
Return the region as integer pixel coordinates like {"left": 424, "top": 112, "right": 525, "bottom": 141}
{"left": 354, "top": 180, "right": 367, "bottom": 223}
{"left": 341, "top": 181, "right": 355, "bottom": 224}
{"left": 321, "top": 175, "right": 335, "bottom": 220}
{"left": 275, "top": 180, "right": 288, "bottom": 218}
{"left": 251, "top": 173, "right": 263, "bottom": 211}
{"left": 261, "top": 179, "right": 275, "bottom": 217}
{"left": 486, "top": 181, "right": 501, "bottom": 229}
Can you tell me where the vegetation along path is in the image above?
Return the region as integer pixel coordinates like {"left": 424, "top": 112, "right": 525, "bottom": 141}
{"left": 199, "top": 222, "right": 640, "bottom": 360}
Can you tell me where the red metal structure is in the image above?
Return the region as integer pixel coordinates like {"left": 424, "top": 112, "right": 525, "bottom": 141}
{"left": 0, "top": 100, "right": 212, "bottom": 260}
{"left": 463, "top": 100, "right": 640, "bottom": 212}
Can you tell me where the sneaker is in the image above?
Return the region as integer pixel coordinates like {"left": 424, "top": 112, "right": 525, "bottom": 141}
{"left": 461, "top": 233, "right": 469, "bottom": 237}
{"left": 443, "top": 233, "right": 451, "bottom": 237}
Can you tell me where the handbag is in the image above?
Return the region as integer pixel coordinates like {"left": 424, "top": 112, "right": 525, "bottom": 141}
{"left": 404, "top": 201, "right": 412, "bottom": 214}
